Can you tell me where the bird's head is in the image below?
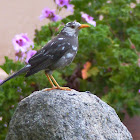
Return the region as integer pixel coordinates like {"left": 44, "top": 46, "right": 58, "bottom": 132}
{"left": 61, "top": 21, "right": 90, "bottom": 37}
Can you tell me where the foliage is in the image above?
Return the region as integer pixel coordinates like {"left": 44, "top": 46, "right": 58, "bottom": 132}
{"left": 0, "top": 0, "right": 140, "bottom": 139}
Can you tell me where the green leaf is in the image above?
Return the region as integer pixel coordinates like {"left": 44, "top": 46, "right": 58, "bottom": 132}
{"left": 88, "top": 67, "right": 99, "bottom": 76}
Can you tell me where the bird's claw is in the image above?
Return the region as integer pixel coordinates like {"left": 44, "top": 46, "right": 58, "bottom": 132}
{"left": 57, "top": 86, "right": 71, "bottom": 91}
{"left": 43, "top": 86, "right": 71, "bottom": 91}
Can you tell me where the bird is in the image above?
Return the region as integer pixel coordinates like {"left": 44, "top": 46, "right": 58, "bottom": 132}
{"left": 0, "top": 21, "right": 90, "bottom": 90}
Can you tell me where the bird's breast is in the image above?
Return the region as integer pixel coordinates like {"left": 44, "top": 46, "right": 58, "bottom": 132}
{"left": 51, "top": 46, "right": 78, "bottom": 70}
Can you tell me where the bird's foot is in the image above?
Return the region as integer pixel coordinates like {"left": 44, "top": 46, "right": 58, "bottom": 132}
{"left": 43, "top": 86, "right": 71, "bottom": 91}
{"left": 56, "top": 86, "right": 71, "bottom": 91}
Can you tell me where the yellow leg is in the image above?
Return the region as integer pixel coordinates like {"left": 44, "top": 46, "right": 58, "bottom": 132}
{"left": 50, "top": 75, "right": 71, "bottom": 91}
{"left": 43, "top": 73, "right": 71, "bottom": 91}
{"left": 44, "top": 74, "right": 57, "bottom": 91}
{"left": 45, "top": 73, "right": 55, "bottom": 87}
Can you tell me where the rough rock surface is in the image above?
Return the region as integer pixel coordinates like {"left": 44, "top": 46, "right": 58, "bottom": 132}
{"left": 6, "top": 90, "right": 132, "bottom": 140}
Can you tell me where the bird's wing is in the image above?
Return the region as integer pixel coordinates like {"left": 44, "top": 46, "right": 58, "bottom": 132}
{"left": 28, "top": 38, "right": 70, "bottom": 68}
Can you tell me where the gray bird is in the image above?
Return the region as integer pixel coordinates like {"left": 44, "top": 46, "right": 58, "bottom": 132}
{"left": 0, "top": 21, "right": 90, "bottom": 90}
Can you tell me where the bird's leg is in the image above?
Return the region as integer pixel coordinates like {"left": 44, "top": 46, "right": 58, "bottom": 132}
{"left": 43, "top": 73, "right": 57, "bottom": 91}
{"left": 45, "top": 73, "right": 55, "bottom": 88}
{"left": 50, "top": 75, "right": 71, "bottom": 91}
{"left": 43, "top": 74, "right": 71, "bottom": 91}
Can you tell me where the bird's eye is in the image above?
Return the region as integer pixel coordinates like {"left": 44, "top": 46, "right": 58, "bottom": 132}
{"left": 71, "top": 25, "right": 75, "bottom": 29}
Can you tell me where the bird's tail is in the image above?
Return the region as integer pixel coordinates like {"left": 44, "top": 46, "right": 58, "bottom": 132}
{"left": 0, "top": 65, "right": 31, "bottom": 86}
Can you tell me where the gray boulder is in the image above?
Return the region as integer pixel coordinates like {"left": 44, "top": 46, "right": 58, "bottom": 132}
{"left": 6, "top": 89, "right": 132, "bottom": 140}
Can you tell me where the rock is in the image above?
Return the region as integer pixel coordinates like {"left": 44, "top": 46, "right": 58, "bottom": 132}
{"left": 6, "top": 90, "right": 133, "bottom": 140}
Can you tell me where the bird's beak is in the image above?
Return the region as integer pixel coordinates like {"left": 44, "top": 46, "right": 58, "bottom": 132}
{"left": 79, "top": 24, "right": 90, "bottom": 29}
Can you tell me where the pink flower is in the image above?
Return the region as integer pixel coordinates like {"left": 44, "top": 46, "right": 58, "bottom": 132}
{"left": 12, "top": 33, "right": 34, "bottom": 53}
{"left": 81, "top": 13, "right": 96, "bottom": 27}
{"left": 0, "top": 117, "right": 2, "bottom": 121}
{"left": 67, "top": 4, "right": 74, "bottom": 12}
{"left": 55, "top": 0, "right": 68, "bottom": 7}
{"left": 25, "top": 50, "right": 37, "bottom": 63}
{"left": 138, "top": 58, "right": 140, "bottom": 67}
{"left": 55, "top": 0, "right": 73, "bottom": 12}
{"left": 131, "top": 44, "right": 135, "bottom": 49}
{"left": 39, "top": 8, "right": 61, "bottom": 21}
{"left": 15, "top": 51, "right": 26, "bottom": 61}
{"left": 0, "top": 79, "right": 3, "bottom": 84}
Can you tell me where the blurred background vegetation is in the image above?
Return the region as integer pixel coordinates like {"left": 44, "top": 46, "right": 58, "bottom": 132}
{"left": 0, "top": 0, "right": 140, "bottom": 139}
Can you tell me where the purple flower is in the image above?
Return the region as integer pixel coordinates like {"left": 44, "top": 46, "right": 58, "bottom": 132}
{"left": 17, "top": 87, "right": 22, "bottom": 93}
{"left": 55, "top": 0, "right": 73, "bottom": 12}
{"left": 15, "top": 51, "right": 25, "bottom": 61}
{"left": 0, "top": 79, "right": 3, "bottom": 84}
{"left": 25, "top": 50, "right": 37, "bottom": 63}
{"left": 0, "top": 117, "right": 2, "bottom": 121}
{"left": 81, "top": 13, "right": 96, "bottom": 27}
{"left": 138, "top": 89, "right": 140, "bottom": 93}
{"left": 12, "top": 33, "right": 34, "bottom": 53}
{"left": 55, "top": 0, "right": 68, "bottom": 7}
{"left": 39, "top": 8, "right": 61, "bottom": 21}
{"left": 67, "top": 4, "right": 74, "bottom": 12}
{"left": 138, "top": 58, "right": 140, "bottom": 67}
{"left": 4, "top": 124, "right": 7, "bottom": 127}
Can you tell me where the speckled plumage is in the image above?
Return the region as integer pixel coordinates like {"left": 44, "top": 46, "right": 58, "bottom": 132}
{"left": 0, "top": 22, "right": 90, "bottom": 87}
{"left": 26, "top": 22, "right": 80, "bottom": 76}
